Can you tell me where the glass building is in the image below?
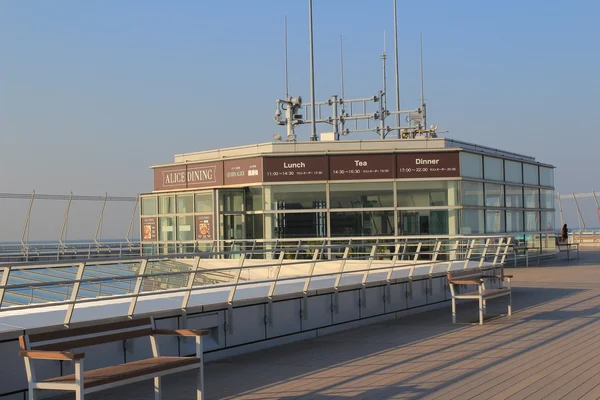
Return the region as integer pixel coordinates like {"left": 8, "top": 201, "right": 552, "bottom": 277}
{"left": 140, "top": 138, "right": 555, "bottom": 255}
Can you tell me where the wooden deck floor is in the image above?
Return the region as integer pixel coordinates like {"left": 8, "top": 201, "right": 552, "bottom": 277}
{"left": 66, "top": 250, "right": 600, "bottom": 399}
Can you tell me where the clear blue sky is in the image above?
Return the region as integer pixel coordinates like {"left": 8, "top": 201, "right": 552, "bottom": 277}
{"left": 1, "top": 1, "right": 599, "bottom": 197}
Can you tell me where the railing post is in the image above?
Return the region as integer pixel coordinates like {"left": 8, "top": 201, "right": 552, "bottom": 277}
{"left": 333, "top": 246, "right": 351, "bottom": 313}
{"left": 360, "top": 245, "right": 377, "bottom": 308}
{"left": 462, "top": 239, "right": 476, "bottom": 270}
{"left": 385, "top": 244, "right": 401, "bottom": 303}
{"left": 181, "top": 257, "right": 202, "bottom": 312}
{"left": 492, "top": 238, "right": 505, "bottom": 265}
{"left": 0, "top": 266, "right": 11, "bottom": 307}
{"left": 499, "top": 237, "right": 512, "bottom": 265}
{"left": 479, "top": 238, "right": 491, "bottom": 268}
{"left": 64, "top": 262, "right": 86, "bottom": 326}
{"left": 226, "top": 253, "right": 248, "bottom": 335}
{"left": 127, "top": 259, "right": 149, "bottom": 318}
{"left": 302, "top": 249, "right": 321, "bottom": 294}
{"left": 268, "top": 251, "right": 286, "bottom": 299}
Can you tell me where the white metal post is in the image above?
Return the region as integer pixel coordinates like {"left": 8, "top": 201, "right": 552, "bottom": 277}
{"left": 64, "top": 262, "right": 86, "bottom": 326}
{"left": 128, "top": 259, "right": 149, "bottom": 318}
{"left": 181, "top": 257, "right": 202, "bottom": 311}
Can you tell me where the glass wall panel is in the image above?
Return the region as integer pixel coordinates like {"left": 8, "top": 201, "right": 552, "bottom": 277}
{"left": 541, "top": 211, "right": 555, "bottom": 231}
{"left": 542, "top": 233, "right": 557, "bottom": 254}
{"left": 176, "top": 216, "right": 194, "bottom": 241}
{"left": 462, "top": 209, "right": 484, "bottom": 234}
{"left": 194, "top": 192, "right": 213, "bottom": 212}
{"left": 486, "top": 210, "right": 505, "bottom": 233}
{"left": 245, "top": 187, "right": 263, "bottom": 211}
{"left": 398, "top": 210, "right": 457, "bottom": 235}
{"left": 159, "top": 195, "right": 175, "bottom": 214}
{"left": 331, "top": 182, "right": 393, "bottom": 208}
{"left": 540, "top": 189, "right": 554, "bottom": 209}
{"left": 460, "top": 152, "right": 483, "bottom": 179}
{"left": 505, "top": 160, "right": 522, "bottom": 183}
{"left": 523, "top": 164, "right": 539, "bottom": 185}
{"left": 485, "top": 183, "right": 504, "bottom": 207}
{"left": 505, "top": 185, "right": 523, "bottom": 208}
{"left": 176, "top": 194, "right": 193, "bottom": 214}
{"left": 462, "top": 181, "right": 484, "bottom": 206}
{"left": 506, "top": 210, "right": 523, "bottom": 232}
{"left": 246, "top": 214, "right": 264, "bottom": 239}
{"left": 524, "top": 187, "right": 539, "bottom": 208}
{"left": 540, "top": 167, "right": 554, "bottom": 187}
{"left": 220, "top": 190, "right": 244, "bottom": 212}
{"left": 141, "top": 196, "right": 157, "bottom": 215}
{"left": 265, "top": 184, "right": 326, "bottom": 210}
{"left": 484, "top": 156, "right": 504, "bottom": 181}
{"left": 331, "top": 211, "right": 394, "bottom": 237}
{"left": 159, "top": 217, "right": 175, "bottom": 241}
{"left": 397, "top": 181, "right": 458, "bottom": 207}
{"left": 265, "top": 212, "right": 326, "bottom": 238}
{"left": 525, "top": 211, "right": 540, "bottom": 231}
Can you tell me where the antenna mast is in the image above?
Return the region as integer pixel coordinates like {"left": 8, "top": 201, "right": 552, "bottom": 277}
{"left": 420, "top": 32, "right": 426, "bottom": 129}
{"left": 308, "top": 0, "right": 317, "bottom": 141}
{"left": 381, "top": 31, "right": 387, "bottom": 138}
{"left": 284, "top": 15, "right": 289, "bottom": 99}
{"left": 393, "top": 0, "right": 400, "bottom": 138}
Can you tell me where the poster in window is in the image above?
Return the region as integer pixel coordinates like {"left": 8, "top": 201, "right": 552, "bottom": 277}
{"left": 195, "top": 215, "right": 213, "bottom": 240}
{"left": 141, "top": 217, "right": 157, "bottom": 241}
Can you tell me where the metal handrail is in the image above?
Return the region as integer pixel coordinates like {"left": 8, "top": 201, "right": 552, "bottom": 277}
{"left": 0, "top": 236, "right": 513, "bottom": 327}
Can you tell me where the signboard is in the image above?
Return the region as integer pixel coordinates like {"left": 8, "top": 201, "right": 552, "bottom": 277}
{"left": 186, "top": 162, "right": 223, "bottom": 189}
{"left": 153, "top": 162, "right": 223, "bottom": 191}
{"left": 329, "top": 154, "right": 394, "bottom": 180}
{"left": 223, "top": 157, "right": 262, "bottom": 185}
{"left": 263, "top": 156, "right": 329, "bottom": 182}
{"left": 195, "top": 215, "right": 213, "bottom": 240}
{"left": 141, "top": 217, "right": 157, "bottom": 241}
{"left": 397, "top": 152, "right": 460, "bottom": 178}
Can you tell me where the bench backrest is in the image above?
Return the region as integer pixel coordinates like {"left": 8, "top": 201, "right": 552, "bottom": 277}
{"left": 20, "top": 317, "right": 155, "bottom": 351}
{"left": 447, "top": 270, "right": 483, "bottom": 282}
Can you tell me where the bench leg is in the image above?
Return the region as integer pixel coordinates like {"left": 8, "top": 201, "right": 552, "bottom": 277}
{"left": 197, "top": 365, "right": 204, "bottom": 400}
{"left": 75, "top": 359, "right": 84, "bottom": 400}
{"left": 479, "top": 296, "right": 484, "bottom": 325}
{"left": 154, "top": 377, "right": 162, "bottom": 400}
{"left": 28, "top": 388, "right": 37, "bottom": 400}
{"left": 508, "top": 291, "right": 512, "bottom": 316}
{"left": 451, "top": 298, "right": 456, "bottom": 324}
{"left": 483, "top": 299, "right": 487, "bottom": 316}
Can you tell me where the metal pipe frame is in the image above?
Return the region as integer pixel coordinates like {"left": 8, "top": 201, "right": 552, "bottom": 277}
{"left": 0, "top": 237, "right": 514, "bottom": 319}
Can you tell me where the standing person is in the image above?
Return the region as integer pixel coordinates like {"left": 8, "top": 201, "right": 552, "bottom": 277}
{"left": 561, "top": 224, "right": 568, "bottom": 242}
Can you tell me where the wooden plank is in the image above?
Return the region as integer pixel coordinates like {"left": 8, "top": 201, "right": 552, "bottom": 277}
{"left": 28, "top": 317, "right": 152, "bottom": 343}
{"left": 34, "top": 328, "right": 154, "bottom": 351}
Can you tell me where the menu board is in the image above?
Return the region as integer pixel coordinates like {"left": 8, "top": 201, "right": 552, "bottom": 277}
{"left": 329, "top": 154, "right": 395, "bottom": 180}
{"left": 195, "top": 215, "right": 213, "bottom": 240}
{"left": 141, "top": 217, "right": 157, "bottom": 241}
{"left": 223, "top": 157, "right": 262, "bottom": 185}
{"left": 397, "top": 152, "right": 460, "bottom": 178}
{"left": 262, "top": 156, "right": 329, "bottom": 182}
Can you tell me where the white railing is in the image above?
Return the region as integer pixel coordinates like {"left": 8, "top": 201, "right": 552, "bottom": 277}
{"left": 0, "top": 236, "right": 513, "bottom": 326}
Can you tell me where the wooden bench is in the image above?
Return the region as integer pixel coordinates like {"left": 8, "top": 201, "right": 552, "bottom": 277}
{"left": 447, "top": 270, "right": 513, "bottom": 325}
{"left": 18, "top": 317, "right": 209, "bottom": 400}
{"left": 557, "top": 242, "right": 579, "bottom": 260}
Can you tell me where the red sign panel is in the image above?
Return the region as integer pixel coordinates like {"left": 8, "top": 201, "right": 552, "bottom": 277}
{"left": 141, "top": 217, "right": 158, "bottom": 241}
{"left": 263, "top": 156, "right": 329, "bottom": 182}
{"left": 223, "top": 157, "right": 262, "bottom": 185}
{"left": 397, "top": 152, "right": 460, "bottom": 178}
{"left": 329, "top": 154, "right": 395, "bottom": 180}
{"left": 195, "top": 215, "right": 213, "bottom": 240}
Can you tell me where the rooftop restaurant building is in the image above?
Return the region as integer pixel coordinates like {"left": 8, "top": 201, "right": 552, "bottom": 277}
{"left": 140, "top": 137, "right": 555, "bottom": 256}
